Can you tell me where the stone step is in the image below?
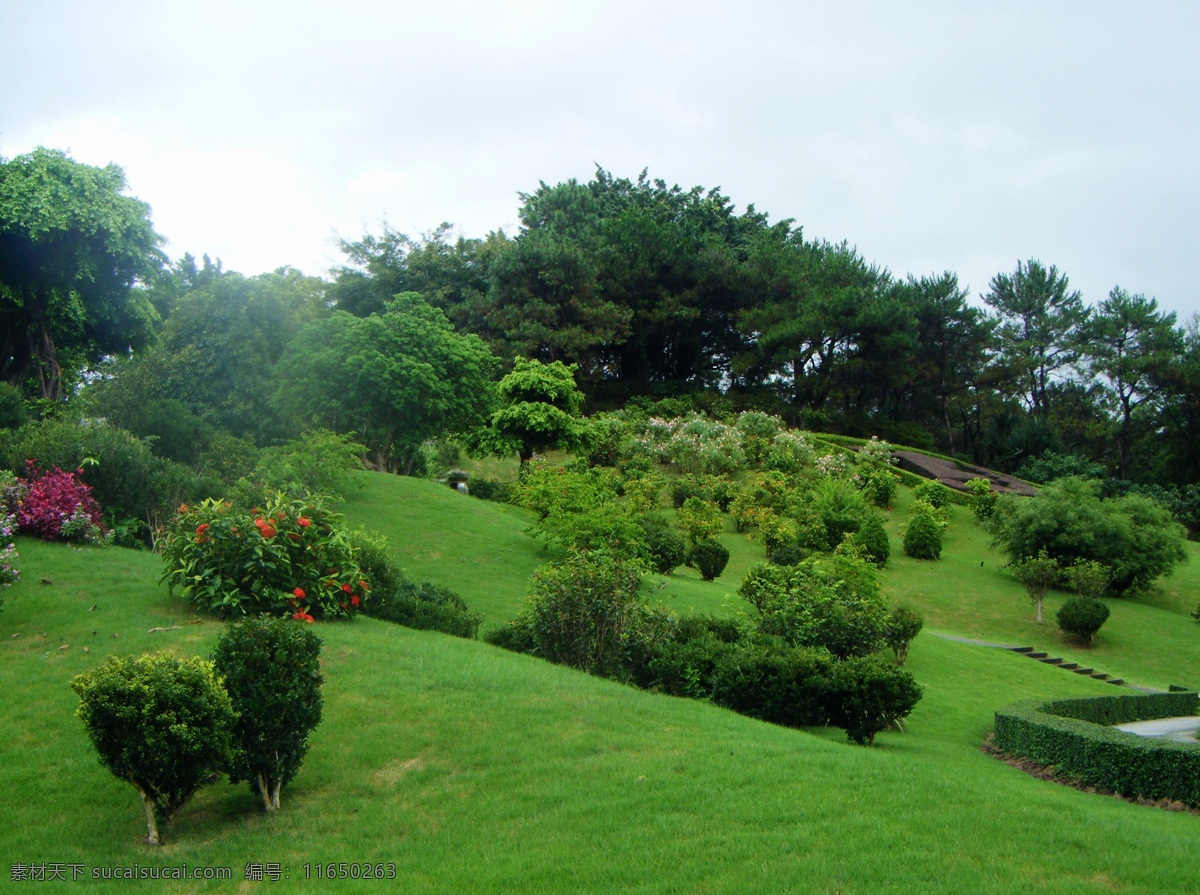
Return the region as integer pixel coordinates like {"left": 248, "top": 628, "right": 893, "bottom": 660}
{"left": 1107, "top": 679, "right": 1125, "bottom": 686}
{"left": 1009, "top": 646, "right": 1035, "bottom": 653}
{"left": 1090, "top": 673, "right": 1109, "bottom": 680}
{"left": 1040, "top": 657, "right": 1064, "bottom": 665}
{"left": 1059, "top": 662, "right": 1079, "bottom": 670}
{"left": 1073, "top": 667, "right": 1095, "bottom": 675}
{"left": 1026, "top": 651, "right": 1049, "bottom": 659}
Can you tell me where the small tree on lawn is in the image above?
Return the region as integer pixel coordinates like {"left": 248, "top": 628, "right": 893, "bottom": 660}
{"left": 471, "top": 357, "right": 589, "bottom": 466}
{"left": 211, "top": 617, "right": 324, "bottom": 812}
{"left": 72, "top": 653, "right": 236, "bottom": 845}
{"left": 1011, "top": 550, "right": 1060, "bottom": 624}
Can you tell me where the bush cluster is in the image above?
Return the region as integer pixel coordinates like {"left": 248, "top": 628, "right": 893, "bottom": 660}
{"left": 14, "top": 461, "right": 106, "bottom": 542}
{"left": 994, "top": 692, "right": 1200, "bottom": 806}
{"left": 160, "top": 495, "right": 368, "bottom": 619}
{"left": 73, "top": 620, "right": 327, "bottom": 845}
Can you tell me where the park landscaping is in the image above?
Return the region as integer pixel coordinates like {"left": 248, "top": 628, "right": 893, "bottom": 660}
{"left": 1, "top": 459, "right": 1198, "bottom": 893}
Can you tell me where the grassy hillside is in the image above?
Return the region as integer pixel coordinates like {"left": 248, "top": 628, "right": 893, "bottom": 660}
{"left": 2, "top": 474, "right": 1199, "bottom": 893}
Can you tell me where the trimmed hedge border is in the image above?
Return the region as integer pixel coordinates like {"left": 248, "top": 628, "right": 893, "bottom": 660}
{"left": 994, "top": 691, "right": 1200, "bottom": 806}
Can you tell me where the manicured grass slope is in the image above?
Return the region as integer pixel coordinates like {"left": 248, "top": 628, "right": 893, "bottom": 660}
{"left": 3, "top": 477, "right": 1199, "bottom": 893}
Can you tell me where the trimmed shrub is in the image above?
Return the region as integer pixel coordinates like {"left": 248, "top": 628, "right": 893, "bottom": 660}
{"left": 827, "top": 654, "right": 923, "bottom": 745}
{"left": 212, "top": 618, "right": 324, "bottom": 811}
{"left": 160, "top": 495, "right": 367, "bottom": 619}
{"left": 687, "top": 540, "right": 730, "bottom": 581}
{"left": 369, "top": 580, "right": 482, "bottom": 639}
{"left": 1056, "top": 598, "right": 1110, "bottom": 646}
{"left": 994, "top": 692, "right": 1200, "bottom": 806}
{"left": 851, "top": 514, "right": 890, "bottom": 567}
{"left": 885, "top": 605, "right": 924, "bottom": 665}
{"left": 71, "top": 653, "right": 236, "bottom": 845}
{"left": 709, "top": 639, "right": 835, "bottom": 728}
{"left": 638, "top": 514, "right": 687, "bottom": 575}
{"left": 676, "top": 496, "right": 724, "bottom": 544}
{"left": 767, "top": 544, "right": 808, "bottom": 567}
{"left": 903, "top": 511, "right": 942, "bottom": 560}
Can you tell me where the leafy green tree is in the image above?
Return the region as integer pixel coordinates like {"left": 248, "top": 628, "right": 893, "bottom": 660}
{"left": 1010, "top": 550, "right": 1060, "bottom": 624}
{"left": 0, "top": 147, "right": 164, "bottom": 400}
{"left": 212, "top": 618, "right": 324, "bottom": 812}
{"left": 471, "top": 357, "right": 588, "bottom": 465}
{"left": 275, "top": 293, "right": 498, "bottom": 473}
{"left": 72, "top": 653, "right": 236, "bottom": 845}
{"left": 1079, "top": 287, "right": 1183, "bottom": 479}
{"left": 982, "top": 259, "right": 1088, "bottom": 417}
{"left": 991, "top": 477, "right": 1186, "bottom": 595}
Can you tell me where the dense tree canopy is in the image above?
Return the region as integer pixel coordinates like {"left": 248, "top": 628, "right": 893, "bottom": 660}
{"left": 274, "top": 293, "right": 498, "bottom": 472}
{"left": 0, "top": 147, "right": 164, "bottom": 400}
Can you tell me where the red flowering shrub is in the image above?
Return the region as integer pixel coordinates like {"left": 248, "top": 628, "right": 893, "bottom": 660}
{"left": 16, "top": 461, "right": 105, "bottom": 542}
{"left": 160, "top": 494, "right": 368, "bottom": 619}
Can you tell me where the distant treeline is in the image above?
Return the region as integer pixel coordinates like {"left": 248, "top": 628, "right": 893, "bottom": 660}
{"left": 3, "top": 151, "right": 1198, "bottom": 492}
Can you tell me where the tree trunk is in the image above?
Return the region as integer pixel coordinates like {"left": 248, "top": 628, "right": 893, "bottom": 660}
{"left": 1035, "top": 599, "right": 1043, "bottom": 624}
{"left": 257, "top": 771, "right": 274, "bottom": 812}
{"left": 134, "top": 783, "right": 160, "bottom": 846}
{"left": 271, "top": 779, "right": 281, "bottom": 811}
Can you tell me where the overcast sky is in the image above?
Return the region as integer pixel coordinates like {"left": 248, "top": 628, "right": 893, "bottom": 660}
{"left": 3, "top": 0, "right": 1197, "bottom": 319}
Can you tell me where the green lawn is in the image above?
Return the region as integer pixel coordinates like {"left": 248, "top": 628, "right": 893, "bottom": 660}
{"left": 3, "top": 474, "right": 1199, "bottom": 893}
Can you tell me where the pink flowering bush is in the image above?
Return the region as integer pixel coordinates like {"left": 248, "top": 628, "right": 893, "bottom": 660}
{"left": 15, "top": 461, "right": 105, "bottom": 542}
{"left": 0, "top": 513, "right": 19, "bottom": 597}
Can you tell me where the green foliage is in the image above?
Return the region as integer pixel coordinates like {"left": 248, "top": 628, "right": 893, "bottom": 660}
{"left": 912, "top": 480, "right": 950, "bottom": 509}
{"left": 71, "top": 653, "right": 236, "bottom": 845}
{"left": 1055, "top": 597, "right": 1110, "bottom": 645}
{"left": 767, "top": 543, "right": 808, "bottom": 567}
{"left": 965, "top": 477, "right": 998, "bottom": 521}
{"left": 708, "top": 639, "right": 836, "bottom": 729}
{"left": 516, "top": 461, "right": 618, "bottom": 520}
{"left": 160, "top": 495, "right": 367, "bottom": 619}
{"left": 0, "top": 148, "right": 163, "bottom": 401}
{"left": 1015, "top": 452, "right": 1105, "bottom": 485}
{"left": 763, "top": 429, "right": 815, "bottom": 473}
{"left": 471, "top": 357, "right": 588, "bottom": 464}
{"left": 860, "top": 469, "right": 898, "bottom": 509}
{"left": 676, "top": 496, "right": 724, "bottom": 545}
{"left": 994, "top": 692, "right": 1200, "bottom": 806}
{"left": 739, "top": 555, "right": 888, "bottom": 658}
{"left": 793, "top": 477, "right": 873, "bottom": 553}
{"left": 753, "top": 509, "right": 798, "bottom": 554}
{"left": 990, "top": 477, "right": 1187, "bottom": 594}
{"left": 734, "top": 411, "right": 784, "bottom": 464}
{"left": 686, "top": 539, "right": 730, "bottom": 581}
{"left": 902, "top": 511, "right": 942, "bottom": 560}
{"left": 1065, "top": 560, "right": 1111, "bottom": 600}
{"left": 637, "top": 514, "right": 687, "bottom": 575}
{"left": 1009, "top": 550, "right": 1060, "bottom": 624}
{"left": 826, "top": 654, "right": 923, "bottom": 745}
{"left": 850, "top": 514, "right": 890, "bottom": 567}
{"left": 248, "top": 429, "right": 365, "bottom": 500}
{"left": 0, "top": 382, "right": 28, "bottom": 430}
{"left": 275, "top": 293, "right": 498, "bottom": 474}
{"left": 517, "top": 551, "right": 666, "bottom": 682}
{"left": 885, "top": 605, "right": 924, "bottom": 665}
{"left": 3, "top": 418, "right": 218, "bottom": 533}
{"left": 211, "top": 617, "right": 324, "bottom": 811}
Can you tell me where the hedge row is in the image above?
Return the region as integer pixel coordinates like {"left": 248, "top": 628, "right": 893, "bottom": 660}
{"left": 994, "top": 691, "right": 1200, "bottom": 805}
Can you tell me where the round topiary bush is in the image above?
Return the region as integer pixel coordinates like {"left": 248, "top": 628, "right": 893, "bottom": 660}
{"left": 688, "top": 540, "right": 730, "bottom": 581}
{"left": 212, "top": 617, "right": 324, "bottom": 812}
{"left": 767, "top": 543, "right": 808, "bottom": 567}
{"left": 1056, "top": 597, "right": 1111, "bottom": 646}
{"left": 638, "top": 516, "right": 687, "bottom": 575}
{"left": 851, "top": 514, "right": 890, "bottom": 567}
{"left": 71, "top": 653, "right": 236, "bottom": 845}
{"left": 903, "top": 511, "right": 942, "bottom": 560}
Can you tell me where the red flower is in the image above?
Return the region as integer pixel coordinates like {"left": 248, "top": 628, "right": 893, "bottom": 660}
{"left": 350, "top": 595, "right": 361, "bottom": 607}
{"left": 291, "top": 611, "right": 314, "bottom": 624}
{"left": 293, "top": 587, "right": 306, "bottom": 599}
{"left": 341, "top": 583, "right": 352, "bottom": 594}
{"left": 195, "top": 523, "right": 210, "bottom": 534}
{"left": 359, "top": 580, "right": 370, "bottom": 590}
{"left": 259, "top": 525, "right": 277, "bottom": 538}
{"left": 297, "top": 517, "right": 311, "bottom": 527}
